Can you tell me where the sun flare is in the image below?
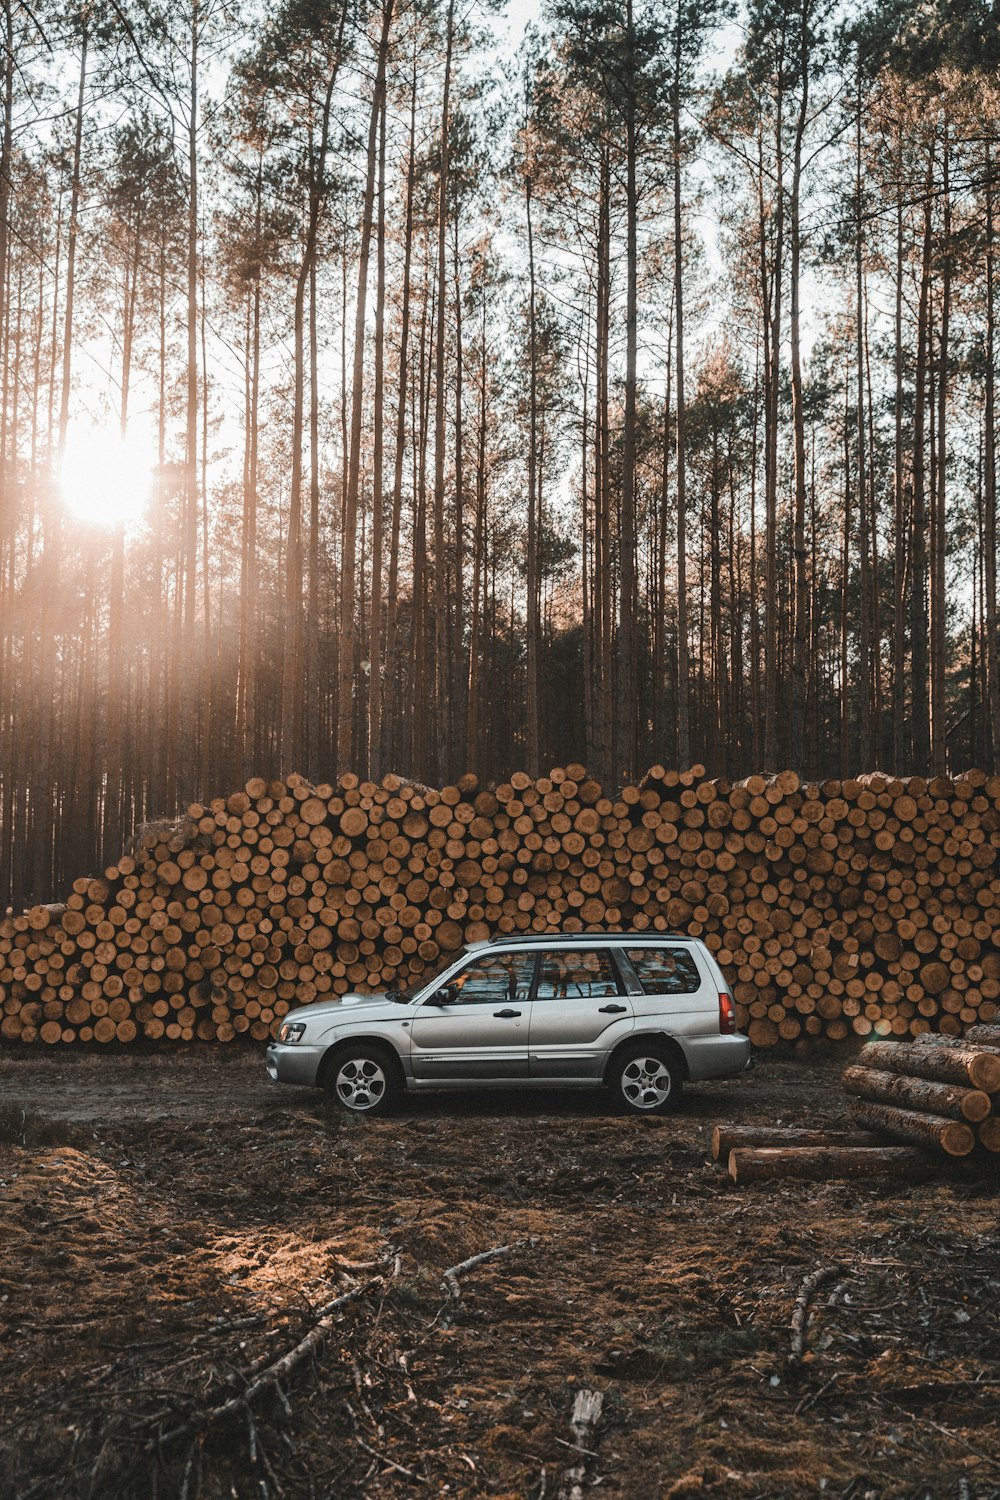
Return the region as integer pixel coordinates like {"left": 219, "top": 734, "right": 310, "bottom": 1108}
{"left": 60, "top": 424, "right": 154, "bottom": 528}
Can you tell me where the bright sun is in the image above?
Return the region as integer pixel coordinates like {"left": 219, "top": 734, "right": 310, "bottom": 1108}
{"left": 60, "top": 424, "right": 154, "bottom": 527}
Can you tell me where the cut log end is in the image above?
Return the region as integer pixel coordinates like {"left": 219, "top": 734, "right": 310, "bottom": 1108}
{"left": 4, "top": 764, "right": 1000, "bottom": 1054}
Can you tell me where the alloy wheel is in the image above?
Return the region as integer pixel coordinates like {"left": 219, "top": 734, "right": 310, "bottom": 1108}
{"left": 335, "top": 1057, "right": 387, "bottom": 1112}
{"left": 620, "top": 1055, "right": 673, "bottom": 1110}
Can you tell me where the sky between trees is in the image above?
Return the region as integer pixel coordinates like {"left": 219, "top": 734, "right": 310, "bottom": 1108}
{"left": 0, "top": 0, "right": 999, "bottom": 908}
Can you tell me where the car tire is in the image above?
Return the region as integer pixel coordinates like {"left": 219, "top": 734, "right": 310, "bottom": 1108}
{"left": 326, "top": 1044, "right": 401, "bottom": 1117}
{"left": 609, "top": 1041, "right": 683, "bottom": 1115}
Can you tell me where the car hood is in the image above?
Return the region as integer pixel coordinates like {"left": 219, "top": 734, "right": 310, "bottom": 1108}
{"left": 292, "top": 992, "right": 402, "bottom": 1026}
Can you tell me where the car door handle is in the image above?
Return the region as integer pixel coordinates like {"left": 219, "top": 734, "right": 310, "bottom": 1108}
{"left": 493, "top": 1009, "right": 521, "bottom": 1018}
{"left": 598, "top": 1004, "right": 628, "bottom": 1014}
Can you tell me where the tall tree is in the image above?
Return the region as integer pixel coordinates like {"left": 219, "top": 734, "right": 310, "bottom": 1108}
{"left": 337, "top": 0, "right": 395, "bottom": 770}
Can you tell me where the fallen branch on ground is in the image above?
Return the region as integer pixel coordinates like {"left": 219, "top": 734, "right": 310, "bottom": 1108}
{"left": 788, "top": 1265, "right": 847, "bottom": 1370}
{"left": 350, "top": 1426, "right": 426, "bottom": 1485}
{"left": 441, "top": 1240, "right": 531, "bottom": 1301}
{"left": 155, "top": 1274, "right": 389, "bottom": 1449}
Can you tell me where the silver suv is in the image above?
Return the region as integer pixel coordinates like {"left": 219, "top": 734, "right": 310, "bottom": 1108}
{"left": 265, "top": 933, "right": 750, "bottom": 1116}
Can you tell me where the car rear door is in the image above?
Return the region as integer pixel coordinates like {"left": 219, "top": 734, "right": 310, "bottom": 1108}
{"left": 617, "top": 944, "right": 708, "bottom": 1036}
{"left": 409, "top": 950, "right": 535, "bottom": 1079}
{"left": 528, "top": 947, "right": 633, "bottom": 1079}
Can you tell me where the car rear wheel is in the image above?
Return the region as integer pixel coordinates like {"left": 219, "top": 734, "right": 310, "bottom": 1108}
{"left": 327, "top": 1045, "right": 401, "bottom": 1116}
{"left": 610, "top": 1042, "right": 683, "bottom": 1115}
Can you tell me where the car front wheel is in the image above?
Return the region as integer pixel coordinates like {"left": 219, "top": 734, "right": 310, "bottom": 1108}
{"left": 327, "top": 1045, "right": 401, "bottom": 1116}
{"left": 610, "top": 1043, "right": 683, "bottom": 1115}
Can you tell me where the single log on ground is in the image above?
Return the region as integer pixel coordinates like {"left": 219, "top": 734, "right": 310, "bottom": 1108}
{"left": 841, "top": 1064, "right": 992, "bottom": 1124}
{"left": 727, "top": 1145, "right": 933, "bottom": 1185}
{"left": 857, "top": 1040, "right": 1000, "bottom": 1094}
{"left": 848, "top": 1099, "right": 976, "bottom": 1156}
{"left": 710, "top": 1124, "right": 882, "bottom": 1162}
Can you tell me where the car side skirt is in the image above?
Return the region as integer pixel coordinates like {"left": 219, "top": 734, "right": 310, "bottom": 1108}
{"left": 406, "top": 1076, "right": 606, "bottom": 1090}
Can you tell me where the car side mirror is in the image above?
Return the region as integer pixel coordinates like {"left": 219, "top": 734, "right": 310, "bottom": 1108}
{"left": 430, "top": 985, "right": 456, "bottom": 1006}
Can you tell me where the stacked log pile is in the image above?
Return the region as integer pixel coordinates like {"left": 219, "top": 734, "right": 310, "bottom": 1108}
{"left": 844, "top": 1030, "right": 1000, "bottom": 1157}
{"left": 1, "top": 765, "right": 998, "bottom": 1047}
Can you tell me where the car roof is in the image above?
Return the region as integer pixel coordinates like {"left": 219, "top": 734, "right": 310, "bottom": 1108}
{"left": 476, "top": 932, "right": 689, "bottom": 949}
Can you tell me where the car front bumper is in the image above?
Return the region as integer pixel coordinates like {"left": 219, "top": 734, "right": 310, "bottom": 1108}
{"left": 265, "top": 1042, "right": 327, "bottom": 1087}
{"left": 680, "top": 1032, "right": 753, "bottom": 1083}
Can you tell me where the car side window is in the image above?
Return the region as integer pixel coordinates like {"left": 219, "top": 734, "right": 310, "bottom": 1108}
{"left": 439, "top": 952, "right": 536, "bottom": 1005}
{"left": 535, "top": 949, "right": 622, "bottom": 1000}
{"left": 625, "top": 947, "right": 700, "bottom": 995}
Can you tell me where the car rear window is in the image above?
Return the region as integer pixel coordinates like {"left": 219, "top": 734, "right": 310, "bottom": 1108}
{"left": 625, "top": 947, "right": 701, "bottom": 995}
{"left": 535, "top": 949, "right": 622, "bottom": 1000}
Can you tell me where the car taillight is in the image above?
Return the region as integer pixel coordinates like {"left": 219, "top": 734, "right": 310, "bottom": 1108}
{"left": 719, "top": 991, "right": 736, "bottom": 1035}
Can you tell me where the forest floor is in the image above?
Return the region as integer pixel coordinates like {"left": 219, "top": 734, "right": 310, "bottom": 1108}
{"left": 1, "top": 1050, "right": 999, "bottom": 1500}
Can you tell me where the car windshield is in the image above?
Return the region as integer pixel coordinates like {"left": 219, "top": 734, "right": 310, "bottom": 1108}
{"left": 385, "top": 949, "right": 467, "bottom": 1003}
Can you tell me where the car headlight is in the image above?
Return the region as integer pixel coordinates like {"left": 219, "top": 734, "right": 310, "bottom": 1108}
{"left": 278, "top": 1022, "right": 306, "bottom": 1044}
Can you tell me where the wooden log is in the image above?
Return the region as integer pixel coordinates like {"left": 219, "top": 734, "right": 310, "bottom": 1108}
{"left": 848, "top": 1099, "right": 976, "bottom": 1156}
{"left": 710, "top": 1124, "right": 882, "bottom": 1161}
{"left": 856, "top": 1039, "right": 1000, "bottom": 1093}
{"left": 912, "top": 1032, "right": 1000, "bottom": 1057}
{"left": 841, "top": 1065, "right": 992, "bottom": 1124}
{"left": 728, "top": 1145, "right": 933, "bottom": 1184}
{"left": 963, "top": 1024, "right": 1000, "bottom": 1050}
{"left": 6, "top": 765, "right": 1000, "bottom": 1049}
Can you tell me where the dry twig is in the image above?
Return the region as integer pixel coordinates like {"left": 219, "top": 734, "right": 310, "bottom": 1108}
{"left": 788, "top": 1264, "right": 848, "bottom": 1370}
{"left": 353, "top": 1432, "right": 426, "bottom": 1484}
{"left": 155, "top": 1275, "right": 387, "bottom": 1450}
{"left": 440, "top": 1240, "right": 530, "bottom": 1301}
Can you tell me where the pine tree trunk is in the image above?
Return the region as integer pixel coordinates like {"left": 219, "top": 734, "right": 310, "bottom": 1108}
{"left": 430, "top": 0, "right": 455, "bottom": 780}
{"left": 892, "top": 168, "right": 908, "bottom": 769}
{"left": 672, "top": 25, "right": 690, "bottom": 769}
{"left": 595, "top": 141, "right": 613, "bottom": 783}
{"left": 368, "top": 90, "right": 387, "bottom": 780}
{"left": 788, "top": 19, "right": 809, "bottom": 772}
{"left": 762, "top": 106, "right": 783, "bottom": 769}
{"left": 385, "top": 51, "right": 417, "bottom": 772}
{"left": 525, "top": 171, "right": 540, "bottom": 775}
{"left": 616, "top": 0, "right": 638, "bottom": 782}
{"left": 911, "top": 164, "right": 934, "bottom": 772}
{"left": 855, "top": 78, "right": 871, "bottom": 770}
{"left": 283, "top": 30, "right": 344, "bottom": 771}
{"left": 985, "top": 148, "right": 1000, "bottom": 763}
{"left": 931, "top": 137, "right": 950, "bottom": 775}
{"left": 185, "top": 1, "right": 199, "bottom": 662}
{"left": 337, "top": 0, "right": 395, "bottom": 771}
{"left": 466, "top": 293, "right": 488, "bottom": 766}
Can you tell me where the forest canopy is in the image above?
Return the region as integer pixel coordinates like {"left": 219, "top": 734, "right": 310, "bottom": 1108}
{"left": 1, "top": 0, "right": 998, "bottom": 906}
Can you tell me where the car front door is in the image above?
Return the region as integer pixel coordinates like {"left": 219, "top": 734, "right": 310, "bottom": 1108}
{"left": 409, "top": 950, "right": 536, "bottom": 1079}
{"left": 528, "top": 948, "right": 633, "bottom": 1079}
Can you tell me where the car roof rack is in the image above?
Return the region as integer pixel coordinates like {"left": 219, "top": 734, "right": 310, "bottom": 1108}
{"left": 487, "top": 931, "right": 685, "bottom": 944}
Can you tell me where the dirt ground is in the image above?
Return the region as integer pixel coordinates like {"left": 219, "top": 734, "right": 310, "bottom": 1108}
{"left": 1, "top": 1049, "right": 999, "bottom": 1500}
